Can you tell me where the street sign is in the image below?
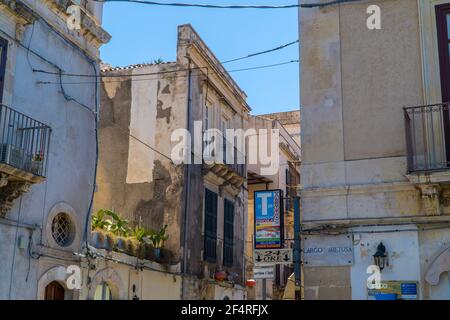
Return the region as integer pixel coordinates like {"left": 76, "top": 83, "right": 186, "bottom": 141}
{"left": 303, "top": 234, "right": 354, "bottom": 267}
{"left": 254, "top": 249, "right": 293, "bottom": 266}
{"left": 254, "top": 190, "right": 284, "bottom": 249}
{"left": 253, "top": 266, "right": 275, "bottom": 279}
{"left": 367, "top": 281, "right": 418, "bottom": 300}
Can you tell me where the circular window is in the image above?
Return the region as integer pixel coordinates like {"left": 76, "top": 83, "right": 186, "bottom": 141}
{"left": 51, "top": 213, "right": 74, "bottom": 247}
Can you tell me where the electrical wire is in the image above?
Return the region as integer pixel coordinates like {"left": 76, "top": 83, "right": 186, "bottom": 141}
{"left": 226, "top": 60, "right": 299, "bottom": 72}
{"left": 89, "top": 0, "right": 365, "bottom": 9}
{"left": 33, "top": 59, "right": 299, "bottom": 81}
{"left": 221, "top": 40, "right": 299, "bottom": 64}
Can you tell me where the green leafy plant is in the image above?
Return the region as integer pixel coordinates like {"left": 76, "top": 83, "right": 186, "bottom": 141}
{"left": 152, "top": 58, "right": 164, "bottom": 64}
{"left": 91, "top": 209, "right": 113, "bottom": 231}
{"left": 132, "top": 226, "right": 147, "bottom": 243}
{"left": 92, "top": 209, "right": 131, "bottom": 237}
{"left": 148, "top": 225, "right": 169, "bottom": 249}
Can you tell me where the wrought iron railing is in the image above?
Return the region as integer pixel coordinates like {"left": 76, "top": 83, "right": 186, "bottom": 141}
{"left": 0, "top": 104, "right": 51, "bottom": 177}
{"left": 404, "top": 103, "right": 450, "bottom": 173}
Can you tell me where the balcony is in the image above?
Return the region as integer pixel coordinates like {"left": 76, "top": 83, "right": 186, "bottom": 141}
{"left": 404, "top": 103, "right": 450, "bottom": 174}
{"left": 203, "top": 133, "right": 246, "bottom": 191}
{"left": 404, "top": 103, "right": 450, "bottom": 215}
{"left": 0, "top": 104, "right": 51, "bottom": 215}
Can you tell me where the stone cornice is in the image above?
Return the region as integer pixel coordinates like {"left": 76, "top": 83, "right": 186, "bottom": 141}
{"left": 48, "top": 0, "right": 111, "bottom": 46}
{"left": 0, "top": 0, "right": 38, "bottom": 24}
{"left": 301, "top": 181, "right": 416, "bottom": 198}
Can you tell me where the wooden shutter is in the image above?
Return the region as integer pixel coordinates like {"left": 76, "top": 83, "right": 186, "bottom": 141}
{"left": 223, "top": 199, "right": 234, "bottom": 267}
{"left": 204, "top": 188, "right": 218, "bottom": 262}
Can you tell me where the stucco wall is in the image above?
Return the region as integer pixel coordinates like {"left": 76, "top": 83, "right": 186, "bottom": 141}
{"left": 0, "top": 2, "right": 103, "bottom": 298}
{"left": 299, "top": 0, "right": 450, "bottom": 300}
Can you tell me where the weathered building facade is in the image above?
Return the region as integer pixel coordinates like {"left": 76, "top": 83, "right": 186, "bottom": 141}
{"left": 245, "top": 113, "right": 300, "bottom": 300}
{"left": 93, "top": 24, "right": 249, "bottom": 300}
{"left": 0, "top": 0, "right": 109, "bottom": 299}
{"left": 300, "top": 0, "right": 450, "bottom": 300}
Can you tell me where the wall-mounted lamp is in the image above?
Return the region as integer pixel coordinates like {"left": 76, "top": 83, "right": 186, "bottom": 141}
{"left": 373, "top": 242, "right": 388, "bottom": 271}
{"left": 132, "top": 284, "right": 139, "bottom": 300}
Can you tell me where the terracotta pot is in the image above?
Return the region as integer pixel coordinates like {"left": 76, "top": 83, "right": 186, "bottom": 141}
{"left": 215, "top": 271, "right": 227, "bottom": 282}
{"left": 246, "top": 279, "right": 257, "bottom": 287}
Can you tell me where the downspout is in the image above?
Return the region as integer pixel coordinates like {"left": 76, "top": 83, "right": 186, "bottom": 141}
{"left": 181, "top": 58, "right": 193, "bottom": 300}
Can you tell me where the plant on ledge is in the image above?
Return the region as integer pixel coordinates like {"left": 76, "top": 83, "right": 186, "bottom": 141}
{"left": 90, "top": 210, "right": 170, "bottom": 262}
{"left": 146, "top": 225, "right": 169, "bottom": 259}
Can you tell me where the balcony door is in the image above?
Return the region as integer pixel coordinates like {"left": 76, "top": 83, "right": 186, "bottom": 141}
{"left": 436, "top": 4, "right": 450, "bottom": 165}
{"left": 0, "top": 38, "right": 7, "bottom": 103}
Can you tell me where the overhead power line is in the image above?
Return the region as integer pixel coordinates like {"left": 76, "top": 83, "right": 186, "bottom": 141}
{"left": 34, "top": 59, "right": 299, "bottom": 83}
{"left": 90, "top": 0, "right": 364, "bottom": 9}
{"left": 221, "top": 40, "right": 299, "bottom": 64}
{"left": 227, "top": 59, "right": 298, "bottom": 73}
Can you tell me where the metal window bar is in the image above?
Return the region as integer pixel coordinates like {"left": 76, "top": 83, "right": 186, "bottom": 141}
{"left": 404, "top": 102, "right": 450, "bottom": 173}
{"left": 0, "top": 104, "right": 51, "bottom": 177}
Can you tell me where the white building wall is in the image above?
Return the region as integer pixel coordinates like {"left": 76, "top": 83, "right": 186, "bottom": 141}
{"left": 0, "top": 1, "right": 107, "bottom": 299}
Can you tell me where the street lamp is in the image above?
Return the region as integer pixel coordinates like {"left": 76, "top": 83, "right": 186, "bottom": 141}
{"left": 373, "top": 242, "right": 388, "bottom": 271}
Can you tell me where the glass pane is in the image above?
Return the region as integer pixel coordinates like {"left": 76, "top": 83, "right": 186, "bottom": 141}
{"left": 447, "top": 14, "right": 450, "bottom": 39}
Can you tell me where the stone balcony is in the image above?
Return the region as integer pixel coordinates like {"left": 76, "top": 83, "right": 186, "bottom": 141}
{"left": 0, "top": 104, "right": 51, "bottom": 216}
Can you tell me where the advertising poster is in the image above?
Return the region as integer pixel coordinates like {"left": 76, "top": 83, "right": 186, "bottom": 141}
{"left": 254, "top": 190, "right": 284, "bottom": 249}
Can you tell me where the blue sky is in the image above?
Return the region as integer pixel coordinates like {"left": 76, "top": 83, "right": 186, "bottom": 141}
{"left": 100, "top": 1, "right": 299, "bottom": 115}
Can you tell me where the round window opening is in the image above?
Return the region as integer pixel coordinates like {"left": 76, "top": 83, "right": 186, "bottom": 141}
{"left": 51, "top": 213, "right": 74, "bottom": 247}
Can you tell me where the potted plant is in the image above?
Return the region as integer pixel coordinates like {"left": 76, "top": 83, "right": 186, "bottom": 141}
{"left": 91, "top": 210, "right": 112, "bottom": 248}
{"left": 104, "top": 232, "right": 115, "bottom": 251}
{"left": 132, "top": 226, "right": 147, "bottom": 259}
{"left": 215, "top": 270, "right": 227, "bottom": 282}
{"left": 90, "top": 229, "right": 105, "bottom": 249}
{"left": 148, "top": 225, "right": 169, "bottom": 259}
{"left": 29, "top": 153, "right": 44, "bottom": 175}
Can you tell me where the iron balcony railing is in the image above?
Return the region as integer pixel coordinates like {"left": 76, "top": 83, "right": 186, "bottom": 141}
{"left": 0, "top": 104, "right": 51, "bottom": 177}
{"left": 404, "top": 102, "right": 450, "bottom": 173}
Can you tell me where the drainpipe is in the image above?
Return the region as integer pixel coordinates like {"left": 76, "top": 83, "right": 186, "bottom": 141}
{"left": 181, "top": 58, "right": 193, "bottom": 300}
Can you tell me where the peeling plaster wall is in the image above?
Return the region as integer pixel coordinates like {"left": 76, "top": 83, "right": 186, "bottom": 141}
{"left": 96, "top": 62, "right": 185, "bottom": 260}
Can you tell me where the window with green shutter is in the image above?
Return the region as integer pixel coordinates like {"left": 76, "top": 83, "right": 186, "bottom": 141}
{"left": 204, "top": 188, "right": 218, "bottom": 262}
{"left": 223, "top": 199, "right": 234, "bottom": 267}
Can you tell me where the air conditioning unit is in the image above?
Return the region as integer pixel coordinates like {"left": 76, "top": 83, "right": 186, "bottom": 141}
{"left": 0, "top": 143, "right": 27, "bottom": 169}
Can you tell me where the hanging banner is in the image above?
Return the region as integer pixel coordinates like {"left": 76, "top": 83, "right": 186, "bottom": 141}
{"left": 254, "top": 189, "right": 284, "bottom": 249}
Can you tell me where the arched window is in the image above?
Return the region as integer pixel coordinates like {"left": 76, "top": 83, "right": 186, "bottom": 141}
{"left": 44, "top": 281, "right": 65, "bottom": 300}
{"left": 94, "top": 282, "right": 113, "bottom": 300}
